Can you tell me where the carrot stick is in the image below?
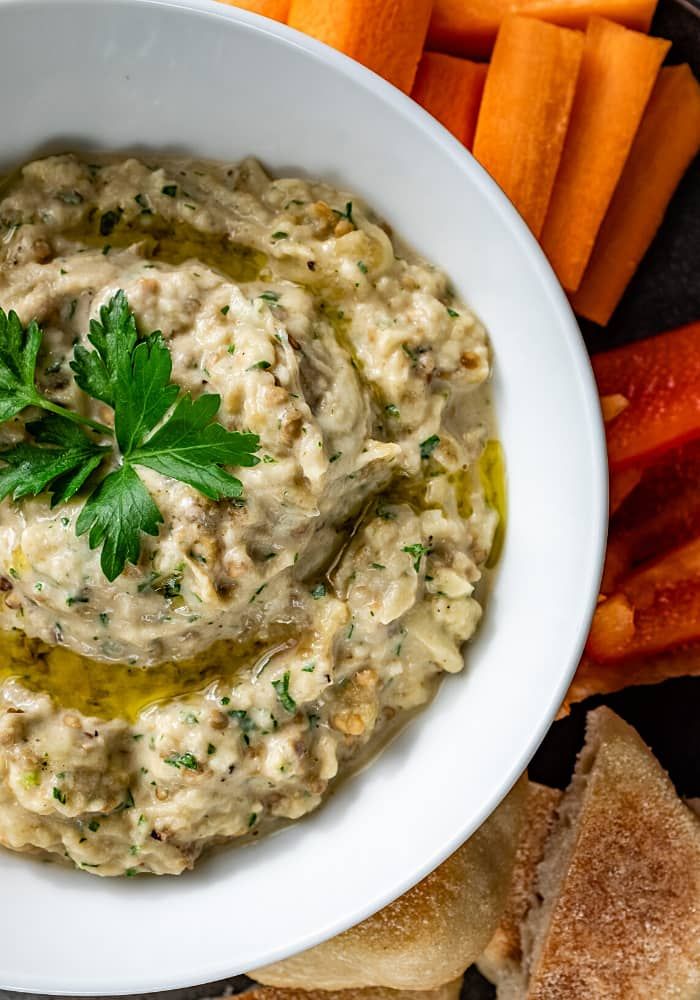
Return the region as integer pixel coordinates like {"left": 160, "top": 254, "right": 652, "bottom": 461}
{"left": 428, "top": 0, "right": 521, "bottom": 60}
{"left": 427, "top": 0, "right": 658, "bottom": 59}
{"left": 287, "top": 0, "right": 434, "bottom": 93}
{"left": 471, "top": 16, "right": 583, "bottom": 237}
{"left": 411, "top": 52, "right": 487, "bottom": 148}
{"left": 220, "top": 0, "right": 290, "bottom": 20}
{"left": 539, "top": 17, "right": 669, "bottom": 292}
{"left": 572, "top": 65, "right": 700, "bottom": 325}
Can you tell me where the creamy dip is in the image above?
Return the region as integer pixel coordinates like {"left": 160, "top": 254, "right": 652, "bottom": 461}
{"left": 0, "top": 154, "right": 502, "bottom": 875}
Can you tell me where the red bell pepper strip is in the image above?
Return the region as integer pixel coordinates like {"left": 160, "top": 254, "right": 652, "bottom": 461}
{"left": 602, "top": 437, "right": 700, "bottom": 592}
{"left": 587, "top": 536, "right": 700, "bottom": 662}
{"left": 592, "top": 321, "right": 700, "bottom": 471}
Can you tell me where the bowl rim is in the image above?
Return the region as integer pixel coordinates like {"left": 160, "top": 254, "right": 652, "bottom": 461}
{"left": 0, "top": 0, "right": 608, "bottom": 992}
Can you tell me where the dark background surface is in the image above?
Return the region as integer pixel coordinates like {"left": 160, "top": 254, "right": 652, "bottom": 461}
{"left": 2, "top": 2, "right": 699, "bottom": 998}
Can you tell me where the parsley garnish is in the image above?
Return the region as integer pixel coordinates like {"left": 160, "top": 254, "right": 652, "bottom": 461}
{"left": 271, "top": 231, "right": 288, "bottom": 241}
{"left": 420, "top": 434, "right": 440, "bottom": 460}
{"left": 447, "top": 307, "right": 460, "bottom": 318}
{"left": 272, "top": 671, "right": 296, "bottom": 713}
{"left": 402, "top": 542, "right": 431, "bottom": 573}
{"left": 357, "top": 261, "right": 368, "bottom": 274}
{"left": 164, "top": 751, "right": 198, "bottom": 770}
{"left": 52, "top": 786, "right": 67, "bottom": 805}
{"left": 0, "top": 292, "right": 260, "bottom": 580}
{"left": 311, "top": 582, "right": 326, "bottom": 599}
{"left": 385, "top": 403, "right": 400, "bottom": 418}
{"left": 161, "top": 184, "right": 177, "bottom": 197}
{"left": 333, "top": 202, "right": 355, "bottom": 226}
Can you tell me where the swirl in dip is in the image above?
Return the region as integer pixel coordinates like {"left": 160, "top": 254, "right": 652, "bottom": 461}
{"left": 0, "top": 154, "right": 502, "bottom": 875}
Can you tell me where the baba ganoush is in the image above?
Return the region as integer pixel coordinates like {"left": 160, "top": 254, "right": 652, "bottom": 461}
{"left": 0, "top": 153, "right": 503, "bottom": 876}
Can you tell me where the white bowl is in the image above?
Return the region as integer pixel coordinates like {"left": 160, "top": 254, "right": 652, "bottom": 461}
{"left": 0, "top": 0, "right": 607, "bottom": 993}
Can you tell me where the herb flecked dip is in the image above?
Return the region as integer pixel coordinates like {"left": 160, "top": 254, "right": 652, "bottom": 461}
{"left": 0, "top": 154, "right": 504, "bottom": 875}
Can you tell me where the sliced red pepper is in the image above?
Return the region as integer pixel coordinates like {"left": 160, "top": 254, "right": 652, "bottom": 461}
{"left": 587, "top": 536, "right": 700, "bottom": 663}
{"left": 593, "top": 321, "right": 700, "bottom": 471}
{"left": 602, "top": 437, "right": 700, "bottom": 592}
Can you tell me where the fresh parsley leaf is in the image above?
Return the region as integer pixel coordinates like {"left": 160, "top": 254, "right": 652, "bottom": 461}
{"left": 76, "top": 464, "right": 163, "bottom": 581}
{"left": 0, "top": 291, "right": 260, "bottom": 580}
{"left": 115, "top": 331, "right": 178, "bottom": 455}
{"left": 402, "top": 542, "right": 431, "bottom": 573}
{"left": 130, "top": 393, "right": 259, "bottom": 501}
{"left": 161, "top": 184, "right": 177, "bottom": 197}
{"left": 0, "top": 415, "right": 108, "bottom": 506}
{"left": 71, "top": 289, "right": 138, "bottom": 408}
{"left": 0, "top": 309, "right": 43, "bottom": 421}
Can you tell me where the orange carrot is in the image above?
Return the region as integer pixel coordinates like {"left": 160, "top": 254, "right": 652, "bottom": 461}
{"left": 471, "top": 16, "right": 583, "bottom": 237}
{"left": 572, "top": 65, "right": 700, "bottom": 325}
{"left": 525, "top": 0, "right": 657, "bottom": 32}
{"left": 411, "top": 52, "right": 487, "bottom": 148}
{"left": 539, "top": 18, "right": 669, "bottom": 292}
{"left": 428, "top": 0, "right": 520, "bottom": 59}
{"left": 287, "top": 0, "right": 434, "bottom": 93}
{"left": 427, "top": 0, "right": 658, "bottom": 59}
{"left": 219, "top": 0, "right": 290, "bottom": 21}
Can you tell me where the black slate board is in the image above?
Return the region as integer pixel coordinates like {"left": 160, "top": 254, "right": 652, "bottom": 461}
{"left": 1, "top": 3, "right": 699, "bottom": 999}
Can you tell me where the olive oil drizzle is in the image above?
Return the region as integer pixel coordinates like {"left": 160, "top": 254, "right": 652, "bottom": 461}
{"left": 0, "top": 629, "right": 288, "bottom": 723}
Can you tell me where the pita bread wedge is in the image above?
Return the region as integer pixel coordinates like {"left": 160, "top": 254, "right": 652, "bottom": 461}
{"left": 241, "top": 979, "right": 463, "bottom": 1000}
{"left": 477, "top": 782, "right": 562, "bottom": 999}
{"left": 251, "top": 777, "right": 526, "bottom": 991}
{"left": 523, "top": 707, "right": 700, "bottom": 999}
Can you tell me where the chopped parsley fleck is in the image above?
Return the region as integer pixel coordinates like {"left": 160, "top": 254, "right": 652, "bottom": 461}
{"left": 88, "top": 819, "right": 100, "bottom": 832}
{"left": 248, "top": 360, "right": 271, "bottom": 371}
{"left": 164, "top": 751, "right": 198, "bottom": 770}
{"left": 99, "top": 210, "right": 120, "bottom": 236}
{"left": 272, "top": 671, "right": 296, "bottom": 713}
{"left": 370, "top": 562, "right": 385, "bottom": 570}
{"left": 259, "top": 291, "right": 280, "bottom": 302}
{"left": 401, "top": 343, "right": 418, "bottom": 364}
{"left": 357, "top": 260, "right": 368, "bottom": 274}
{"left": 134, "top": 193, "right": 152, "bottom": 214}
{"left": 385, "top": 403, "right": 400, "bottom": 418}
{"left": 207, "top": 743, "right": 217, "bottom": 756}
{"left": 125, "top": 868, "right": 138, "bottom": 877}
{"left": 329, "top": 452, "right": 342, "bottom": 463}
{"left": 272, "top": 231, "right": 288, "bottom": 241}
{"left": 311, "top": 582, "right": 326, "bottom": 599}
{"left": 402, "top": 543, "right": 431, "bottom": 573}
{"left": 220, "top": 696, "right": 231, "bottom": 706}
{"left": 220, "top": 305, "right": 230, "bottom": 316}
{"left": 302, "top": 661, "right": 316, "bottom": 673}
{"left": 376, "top": 502, "right": 396, "bottom": 520}
{"left": 248, "top": 812, "right": 258, "bottom": 827}
{"left": 420, "top": 435, "right": 441, "bottom": 460}
{"left": 249, "top": 582, "right": 267, "bottom": 603}
{"left": 447, "top": 307, "right": 460, "bottom": 318}
{"left": 52, "top": 787, "right": 67, "bottom": 805}
{"left": 161, "top": 184, "right": 177, "bottom": 197}
{"left": 333, "top": 201, "right": 355, "bottom": 225}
